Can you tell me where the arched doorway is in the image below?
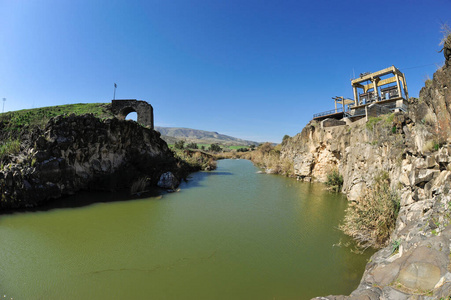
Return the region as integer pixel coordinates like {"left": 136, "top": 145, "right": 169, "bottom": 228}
{"left": 111, "top": 99, "right": 154, "bottom": 129}
{"left": 125, "top": 111, "right": 137, "bottom": 121}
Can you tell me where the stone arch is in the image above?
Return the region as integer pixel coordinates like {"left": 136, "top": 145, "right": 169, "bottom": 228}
{"left": 111, "top": 99, "right": 154, "bottom": 129}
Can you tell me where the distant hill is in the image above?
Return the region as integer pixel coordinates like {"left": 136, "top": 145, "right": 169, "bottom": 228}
{"left": 155, "top": 127, "right": 259, "bottom": 146}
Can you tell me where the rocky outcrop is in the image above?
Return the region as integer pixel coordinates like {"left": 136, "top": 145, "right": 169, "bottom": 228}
{"left": 280, "top": 66, "right": 451, "bottom": 298}
{"left": 0, "top": 114, "right": 180, "bottom": 209}
{"left": 157, "top": 172, "right": 180, "bottom": 190}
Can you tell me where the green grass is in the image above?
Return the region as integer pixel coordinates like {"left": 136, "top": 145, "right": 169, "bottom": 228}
{"left": 366, "top": 116, "right": 383, "bottom": 130}
{"left": 0, "top": 103, "right": 113, "bottom": 139}
{"left": 168, "top": 143, "right": 251, "bottom": 151}
{"left": 227, "top": 145, "right": 250, "bottom": 150}
{"left": 0, "top": 139, "right": 21, "bottom": 166}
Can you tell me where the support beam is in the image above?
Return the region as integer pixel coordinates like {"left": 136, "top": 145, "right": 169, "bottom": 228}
{"left": 360, "top": 77, "right": 397, "bottom": 92}
{"left": 353, "top": 87, "right": 358, "bottom": 106}
{"left": 402, "top": 76, "right": 409, "bottom": 99}
{"left": 395, "top": 73, "right": 401, "bottom": 99}
{"left": 372, "top": 79, "right": 379, "bottom": 100}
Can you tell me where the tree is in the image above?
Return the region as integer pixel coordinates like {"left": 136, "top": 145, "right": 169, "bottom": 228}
{"left": 174, "top": 140, "right": 185, "bottom": 149}
{"left": 209, "top": 143, "right": 222, "bottom": 152}
{"left": 186, "top": 142, "right": 198, "bottom": 149}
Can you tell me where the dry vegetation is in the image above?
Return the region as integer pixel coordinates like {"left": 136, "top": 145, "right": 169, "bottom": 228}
{"left": 173, "top": 149, "right": 217, "bottom": 171}
{"left": 440, "top": 23, "right": 451, "bottom": 49}
{"left": 340, "top": 172, "right": 400, "bottom": 249}
{"left": 238, "top": 142, "right": 294, "bottom": 176}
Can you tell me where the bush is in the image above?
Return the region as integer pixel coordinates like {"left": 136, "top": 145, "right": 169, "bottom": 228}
{"left": 174, "top": 140, "right": 185, "bottom": 149}
{"left": 186, "top": 142, "right": 198, "bottom": 149}
{"left": 173, "top": 148, "right": 217, "bottom": 171}
{"left": 209, "top": 143, "right": 222, "bottom": 152}
{"left": 366, "top": 116, "right": 383, "bottom": 131}
{"left": 325, "top": 169, "right": 343, "bottom": 192}
{"left": 340, "top": 172, "right": 400, "bottom": 249}
{"left": 130, "top": 177, "right": 150, "bottom": 195}
{"left": 282, "top": 135, "right": 290, "bottom": 144}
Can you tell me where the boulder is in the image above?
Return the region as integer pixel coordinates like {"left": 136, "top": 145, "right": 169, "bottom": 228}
{"left": 157, "top": 172, "right": 179, "bottom": 190}
{"left": 398, "top": 262, "right": 441, "bottom": 290}
{"left": 409, "top": 168, "right": 440, "bottom": 186}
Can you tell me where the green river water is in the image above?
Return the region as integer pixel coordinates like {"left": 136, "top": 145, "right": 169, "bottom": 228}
{"left": 0, "top": 159, "right": 373, "bottom": 300}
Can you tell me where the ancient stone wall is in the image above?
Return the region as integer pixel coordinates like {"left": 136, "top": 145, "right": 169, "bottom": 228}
{"left": 111, "top": 99, "right": 154, "bottom": 129}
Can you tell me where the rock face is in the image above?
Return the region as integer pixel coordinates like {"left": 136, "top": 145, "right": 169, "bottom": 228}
{"left": 281, "top": 65, "right": 451, "bottom": 298}
{"left": 0, "top": 114, "right": 179, "bottom": 209}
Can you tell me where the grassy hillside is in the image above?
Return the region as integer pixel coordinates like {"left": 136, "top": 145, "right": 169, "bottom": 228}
{"left": 156, "top": 126, "right": 258, "bottom": 146}
{"left": 0, "top": 103, "right": 113, "bottom": 138}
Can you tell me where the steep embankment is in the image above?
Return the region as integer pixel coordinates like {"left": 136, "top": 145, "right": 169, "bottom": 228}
{"left": 0, "top": 114, "right": 181, "bottom": 209}
{"left": 281, "top": 66, "right": 451, "bottom": 298}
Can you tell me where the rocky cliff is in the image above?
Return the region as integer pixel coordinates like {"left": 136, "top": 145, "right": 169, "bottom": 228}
{"left": 0, "top": 114, "right": 181, "bottom": 209}
{"left": 281, "top": 66, "right": 451, "bottom": 298}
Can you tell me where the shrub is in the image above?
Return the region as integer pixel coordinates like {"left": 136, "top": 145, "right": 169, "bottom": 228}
{"left": 423, "top": 140, "right": 436, "bottom": 153}
{"left": 186, "top": 142, "right": 198, "bottom": 149}
{"left": 130, "top": 177, "right": 150, "bottom": 195}
{"left": 282, "top": 135, "right": 290, "bottom": 144}
{"left": 209, "top": 143, "right": 222, "bottom": 152}
{"left": 366, "top": 116, "right": 383, "bottom": 130}
{"left": 391, "top": 126, "right": 396, "bottom": 134}
{"left": 173, "top": 148, "right": 217, "bottom": 171}
{"left": 422, "top": 111, "right": 436, "bottom": 126}
{"left": 340, "top": 172, "right": 400, "bottom": 249}
{"left": 174, "top": 140, "right": 185, "bottom": 149}
{"left": 440, "top": 23, "right": 451, "bottom": 49}
{"left": 325, "top": 169, "right": 343, "bottom": 192}
{"left": 384, "top": 113, "right": 394, "bottom": 125}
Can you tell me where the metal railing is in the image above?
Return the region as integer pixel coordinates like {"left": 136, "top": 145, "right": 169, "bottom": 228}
{"left": 313, "top": 100, "right": 408, "bottom": 119}
{"left": 394, "top": 103, "right": 408, "bottom": 112}
{"left": 313, "top": 107, "right": 344, "bottom": 118}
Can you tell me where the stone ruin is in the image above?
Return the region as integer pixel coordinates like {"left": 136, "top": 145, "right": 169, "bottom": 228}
{"left": 111, "top": 99, "right": 154, "bottom": 129}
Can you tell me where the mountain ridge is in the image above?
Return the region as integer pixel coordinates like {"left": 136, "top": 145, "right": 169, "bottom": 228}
{"left": 155, "top": 126, "right": 259, "bottom": 146}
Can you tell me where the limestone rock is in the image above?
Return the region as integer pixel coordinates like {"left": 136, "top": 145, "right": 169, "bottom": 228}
{"left": 398, "top": 262, "right": 441, "bottom": 290}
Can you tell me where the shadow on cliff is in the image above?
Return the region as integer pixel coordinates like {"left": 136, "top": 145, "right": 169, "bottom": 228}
{"left": 0, "top": 189, "right": 162, "bottom": 215}
{"left": 0, "top": 170, "right": 233, "bottom": 215}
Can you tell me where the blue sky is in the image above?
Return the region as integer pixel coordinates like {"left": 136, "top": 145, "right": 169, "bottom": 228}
{"left": 1, "top": 0, "right": 450, "bottom": 143}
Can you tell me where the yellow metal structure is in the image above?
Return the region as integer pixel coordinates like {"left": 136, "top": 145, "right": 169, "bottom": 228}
{"left": 351, "top": 65, "right": 408, "bottom": 106}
